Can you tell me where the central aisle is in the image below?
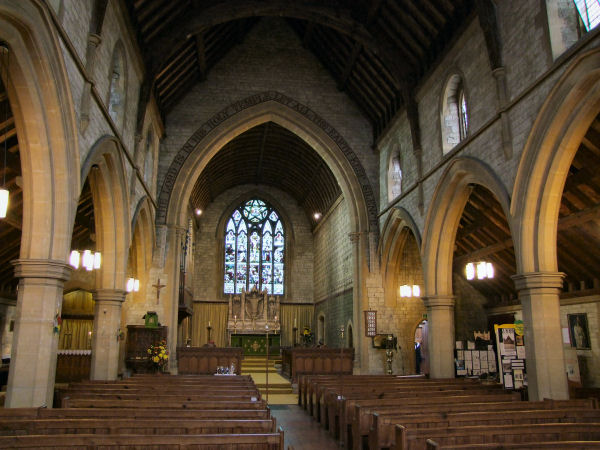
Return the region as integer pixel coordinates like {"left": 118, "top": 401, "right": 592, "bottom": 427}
{"left": 241, "top": 355, "right": 297, "bottom": 404}
{"left": 270, "top": 404, "right": 340, "bottom": 450}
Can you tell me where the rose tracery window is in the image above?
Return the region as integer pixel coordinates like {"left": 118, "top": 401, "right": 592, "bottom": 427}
{"left": 224, "top": 199, "right": 284, "bottom": 295}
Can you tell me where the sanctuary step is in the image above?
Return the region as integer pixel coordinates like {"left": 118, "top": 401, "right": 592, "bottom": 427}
{"left": 242, "top": 356, "right": 296, "bottom": 404}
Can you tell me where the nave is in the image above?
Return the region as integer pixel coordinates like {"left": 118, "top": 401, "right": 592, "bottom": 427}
{"left": 0, "top": 373, "right": 598, "bottom": 449}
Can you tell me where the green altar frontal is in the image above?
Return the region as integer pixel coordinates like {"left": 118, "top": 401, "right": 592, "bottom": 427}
{"left": 231, "top": 334, "right": 280, "bottom": 356}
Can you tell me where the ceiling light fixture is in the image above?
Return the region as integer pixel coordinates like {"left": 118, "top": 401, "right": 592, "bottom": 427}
{"left": 313, "top": 212, "right": 321, "bottom": 220}
{"left": 195, "top": 208, "right": 202, "bottom": 216}
{"left": 126, "top": 277, "right": 140, "bottom": 292}
{"left": 400, "top": 284, "right": 421, "bottom": 297}
{"left": 465, "top": 261, "right": 494, "bottom": 280}
{"left": 0, "top": 43, "right": 10, "bottom": 219}
{"left": 69, "top": 249, "right": 101, "bottom": 271}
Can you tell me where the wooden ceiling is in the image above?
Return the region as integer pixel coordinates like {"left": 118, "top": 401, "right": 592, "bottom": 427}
{"left": 0, "top": 80, "right": 22, "bottom": 297}
{"left": 125, "top": 0, "right": 475, "bottom": 138}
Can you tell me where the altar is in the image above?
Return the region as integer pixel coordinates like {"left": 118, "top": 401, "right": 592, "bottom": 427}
{"left": 231, "top": 334, "right": 280, "bottom": 356}
{"left": 227, "top": 286, "right": 281, "bottom": 355}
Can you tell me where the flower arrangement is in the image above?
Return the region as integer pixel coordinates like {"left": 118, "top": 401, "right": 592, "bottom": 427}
{"left": 302, "top": 326, "right": 313, "bottom": 347}
{"left": 147, "top": 339, "right": 169, "bottom": 370}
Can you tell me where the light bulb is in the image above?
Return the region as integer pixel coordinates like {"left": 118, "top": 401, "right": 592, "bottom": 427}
{"left": 0, "top": 188, "right": 8, "bottom": 218}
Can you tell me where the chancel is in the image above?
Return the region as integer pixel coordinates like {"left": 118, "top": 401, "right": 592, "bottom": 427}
{"left": 0, "top": 0, "right": 599, "bottom": 448}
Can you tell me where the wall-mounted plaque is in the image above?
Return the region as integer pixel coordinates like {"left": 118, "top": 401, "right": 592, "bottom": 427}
{"left": 364, "top": 310, "right": 377, "bottom": 337}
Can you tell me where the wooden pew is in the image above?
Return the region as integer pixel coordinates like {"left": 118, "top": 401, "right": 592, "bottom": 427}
{"left": 323, "top": 384, "right": 508, "bottom": 434}
{"left": 0, "top": 430, "right": 284, "bottom": 448}
{"left": 299, "top": 375, "right": 415, "bottom": 409}
{"left": 394, "top": 422, "right": 600, "bottom": 450}
{"left": 301, "top": 375, "right": 433, "bottom": 412}
{"left": 0, "top": 418, "right": 276, "bottom": 436}
{"left": 0, "top": 407, "right": 272, "bottom": 420}
{"left": 61, "top": 398, "right": 267, "bottom": 409}
{"left": 426, "top": 440, "right": 600, "bottom": 449}
{"left": 59, "top": 391, "right": 261, "bottom": 408}
{"left": 333, "top": 391, "right": 520, "bottom": 446}
{"left": 307, "top": 377, "right": 482, "bottom": 418}
{"left": 370, "top": 407, "right": 600, "bottom": 450}
{"left": 351, "top": 398, "right": 597, "bottom": 450}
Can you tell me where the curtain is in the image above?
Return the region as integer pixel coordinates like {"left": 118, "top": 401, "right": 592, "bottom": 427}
{"left": 58, "top": 318, "right": 94, "bottom": 350}
{"left": 280, "top": 304, "right": 314, "bottom": 347}
{"left": 192, "top": 302, "right": 228, "bottom": 347}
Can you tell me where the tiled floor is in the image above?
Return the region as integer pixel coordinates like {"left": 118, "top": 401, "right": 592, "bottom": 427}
{"left": 270, "top": 404, "right": 340, "bottom": 450}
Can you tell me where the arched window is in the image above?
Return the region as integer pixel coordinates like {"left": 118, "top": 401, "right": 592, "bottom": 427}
{"left": 387, "top": 151, "right": 402, "bottom": 202}
{"left": 107, "top": 43, "right": 126, "bottom": 129}
{"left": 441, "top": 74, "right": 468, "bottom": 154}
{"left": 224, "top": 199, "right": 285, "bottom": 295}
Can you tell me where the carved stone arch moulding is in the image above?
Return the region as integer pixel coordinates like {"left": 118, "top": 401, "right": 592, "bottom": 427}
{"left": 156, "top": 91, "right": 379, "bottom": 234}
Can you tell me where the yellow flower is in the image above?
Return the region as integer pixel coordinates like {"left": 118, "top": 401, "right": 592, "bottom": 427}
{"left": 163, "top": 354, "right": 169, "bottom": 360}
{"left": 147, "top": 348, "right": 152, "bottom": 354}
{"left": 152, "top": 356, "right": 159, "bottom": 363}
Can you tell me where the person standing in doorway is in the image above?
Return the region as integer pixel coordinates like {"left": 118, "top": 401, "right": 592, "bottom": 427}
{"left": 415, "top": 341, "right": 422, "bottom": 374}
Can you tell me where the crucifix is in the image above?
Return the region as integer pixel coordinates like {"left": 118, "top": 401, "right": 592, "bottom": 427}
{"left": 153, "top": 278, "right": 166, "bottom": 305}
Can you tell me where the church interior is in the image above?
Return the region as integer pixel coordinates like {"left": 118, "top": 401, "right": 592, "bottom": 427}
{"left": 0, "top": 0, "right": 600, "bottom": 447}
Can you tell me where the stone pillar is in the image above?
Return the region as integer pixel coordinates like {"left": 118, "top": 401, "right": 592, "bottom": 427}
{"left": 163, "top": 225, "right": 186, "bottom": 374}
{"left": 422, "top": 295, "right": 455, "bottom": 378}
{"left": 349, "top": 231, "right": 365, "bottom": 372}
{"left": 5, "top": 259, "right": 72, "bottom": 408}
{"left": 512, "top": 272, "right": 568, "bottom": 400}
{"left": 90, "top": 289, "right": 126, "bottom": 380}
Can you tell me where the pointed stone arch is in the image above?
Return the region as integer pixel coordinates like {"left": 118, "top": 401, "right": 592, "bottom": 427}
{"left": 82, "top": 136, "right": 131, "bottom": 290}
{"left": 421, "top": 156, "right": 509, "bottom": 377}
{"left": 512, "top": 48, "right": 600, "bottom": 275}
{"left": 510, "top": 48, "right": 600, "bottom": 400}
{"left": 0, "top": 1, "right": 80, "bottom": 263}
{"left": 1, "top": 0, "right": 80, "bottom": 407}
{"left": 422, "top": 157, "right": 510, "bottom": 297}
{"left": 158, "top": 91, "right": 377, "bottom": 237}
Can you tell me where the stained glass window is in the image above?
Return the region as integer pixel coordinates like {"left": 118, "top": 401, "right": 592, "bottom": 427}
{"left": 224, "top": 199, "right": 284, "bottom": 295}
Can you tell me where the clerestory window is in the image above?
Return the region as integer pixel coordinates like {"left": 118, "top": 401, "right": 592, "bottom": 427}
{"left": 224, "top": 199, "right": 284, "bottom": 295}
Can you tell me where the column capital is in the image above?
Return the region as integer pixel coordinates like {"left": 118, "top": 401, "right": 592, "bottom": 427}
{"left": 422, "top": 295, "right": 455, "bottom": 308}
{"left": 92, "top": 289, "right": 127, "bottom": 304}
{"left": 511, "top": 272, "right": 565, "bottom": 291}
{"left": 12, "top": 259, "right": 72, "bottom": 282}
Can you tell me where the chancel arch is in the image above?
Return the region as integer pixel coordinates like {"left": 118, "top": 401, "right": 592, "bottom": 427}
{"left": 161, "top": 93, "right": 377, "bottom": 369}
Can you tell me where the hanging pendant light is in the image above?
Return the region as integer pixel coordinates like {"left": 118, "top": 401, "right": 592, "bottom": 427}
{"left": 0, "top": 43, "right": 10, "bottom": 219}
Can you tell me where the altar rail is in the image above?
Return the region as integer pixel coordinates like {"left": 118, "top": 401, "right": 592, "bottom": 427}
{"left": 177, "top": 347, "right": 243, "bottom": 375}
{"left": 282, "top": 348, "right": 354, "bottom": 381}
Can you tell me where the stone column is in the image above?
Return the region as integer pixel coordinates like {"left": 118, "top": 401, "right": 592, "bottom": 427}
{"left": 5, "top": 259, "right": 72, "bottom": 408}
{"left": 349, "top": 231, "right": 365, "bottom": 372}
{"left": 163, "top": 225, "right": 186, "bottom": 374}
{"left": 90, "top": 289, "right": 126, "bottom": 380}
{"left": 512, "top": 272, "right": 568, "bottom": 400}
{"left": 422, "top": 295, "right": 455, "bottom": 378}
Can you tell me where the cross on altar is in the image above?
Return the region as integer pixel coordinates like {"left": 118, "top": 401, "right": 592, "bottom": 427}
{"left": 153, "top": 278, "right": 166, "bottom": 305}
